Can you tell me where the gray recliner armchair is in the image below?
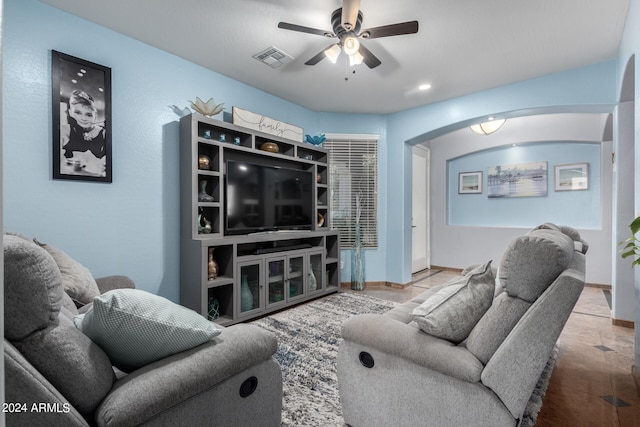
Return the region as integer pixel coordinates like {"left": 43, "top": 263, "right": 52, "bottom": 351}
{"left": 4, "top": 234, "right": 283, "bottom": 426}
{"left": 337, "top": 224, "right": 587, "bottom": 427}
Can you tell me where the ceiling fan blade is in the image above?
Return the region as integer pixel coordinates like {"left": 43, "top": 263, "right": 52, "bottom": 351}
{"left": 341, "top": 0, "right": 361, "bottom": 31}
{"left": 358, "top": 43, "right": 382, "bottom": 69}
{"left": 278, "top": 22, "right": 334, "bottom": 37}
{"left": 305, "top": 44, "right": 336, "bottom": 65}
{"left": 360, "top": 21, "right": 419, "bottom": 39}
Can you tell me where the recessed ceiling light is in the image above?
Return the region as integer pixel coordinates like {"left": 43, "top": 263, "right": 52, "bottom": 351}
{"left": 418, "top": 84, "right": 431, "bottom": 91}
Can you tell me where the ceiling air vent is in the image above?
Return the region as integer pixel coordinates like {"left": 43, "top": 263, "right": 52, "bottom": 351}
{"left": 253, "top": 46, "right": 294, "bottom": 69}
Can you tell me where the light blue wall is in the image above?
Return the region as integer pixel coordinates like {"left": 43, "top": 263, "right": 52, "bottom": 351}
{"left": 2, "top": 0, "right": 392, "bottom": 300}
{"left": 1, "top": 0, "right": 307, "bottom": 300}
{"left": 617, "top": 0, "right": 640, "bottom": 371}
{"left": 448, "top": 142, "right": 601, "bottom": 228}
{"left": 385, "top": 61, "right": 618, "bottom": 284}
{"left": 1, "top": 0, "right": 623, "bottom": 297}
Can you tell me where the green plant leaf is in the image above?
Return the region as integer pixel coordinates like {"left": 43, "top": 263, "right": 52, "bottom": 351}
{"left": 630, "top": 216, "right": 640, "bottom": 235}
{"left": 618, "top": 216, "right": 640, "bottom": 266}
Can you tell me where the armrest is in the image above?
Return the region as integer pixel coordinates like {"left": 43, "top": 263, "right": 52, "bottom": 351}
{"left": 95, "top": 323, "right": 277, "bottom": 426}
{"left": 95, "top": 275, "right": 136, "bottom": 294}
{"left": 341, "top": 314, "right": 484, "bottom": 382}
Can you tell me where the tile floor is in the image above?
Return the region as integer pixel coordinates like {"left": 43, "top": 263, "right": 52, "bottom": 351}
{"left": 342, "top": 268, "right": 640, "bottom": 426}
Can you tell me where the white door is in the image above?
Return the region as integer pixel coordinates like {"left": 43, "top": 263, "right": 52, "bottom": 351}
{"left": 412, "top": 146, "right": 430, "bottom": 273}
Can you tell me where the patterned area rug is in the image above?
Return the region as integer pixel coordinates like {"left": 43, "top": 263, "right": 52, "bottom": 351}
{"left": 251, "top": 292, "right": 556, "bottom": 426}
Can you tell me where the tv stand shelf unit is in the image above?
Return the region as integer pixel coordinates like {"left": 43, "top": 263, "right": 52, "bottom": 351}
{"left": 179, "top": 113, "right": 339, "bottom": 325}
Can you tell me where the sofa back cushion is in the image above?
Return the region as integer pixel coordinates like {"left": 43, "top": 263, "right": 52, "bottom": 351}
{"left": 410, "top": 260, "right": 495, "bottom": 344}
{"left": 4, "top": 235, "right": 114, "bottom": 418}
{"left": 35, "top": 239, "right": 101, "bottom": 307}
{"left": 464, "top": 293, "right": 532, "bottom": 364}
{"left": 4, "top": 235, "right": 63, "bottom": 340}
{"left": 498, "top": 228, "right": 574, "bottom": 303}
{"left": 464, "top": 228, "right": 574, "bottom": 364}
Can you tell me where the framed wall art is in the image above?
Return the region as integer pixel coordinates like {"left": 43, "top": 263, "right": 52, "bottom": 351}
{"left": 488, "top": 161, "right": 547, "bottom": 198}
{"left": 458, "top": 171, "right": 483, "bottom": 194}
{"left": 52, "top": 50, "right": 112, "bottom": 182}
{"left": 554, "top": 163, "right": 588, "bottom": 191}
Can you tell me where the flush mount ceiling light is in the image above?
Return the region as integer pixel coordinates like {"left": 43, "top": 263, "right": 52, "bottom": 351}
{"left": 470, "top": 117, "right": 506, "bottom": 135}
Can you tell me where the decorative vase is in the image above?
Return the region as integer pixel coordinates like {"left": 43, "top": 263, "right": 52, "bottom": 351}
{"left": 198, "top": 214, "right": 212, "bottom": 234}
{"left": 207, "top": 248, "right": 218, "bottom": 280}
{"left": 260, "top": 142, "right": 279, "bottom": 153}
{"left": 351, "top": 222, "right": 365, "bottom": 290}
{"left": 219, "top": 133, "right": 226, "bottom": 142}
{"left": 241, "top": 274, "right": 253, "bottom": 311}
{"left": 198, "top": 180, "right": 215, "bottom": 202}
{"left": 309, "top": 269, "right": 317, "bottom": 292}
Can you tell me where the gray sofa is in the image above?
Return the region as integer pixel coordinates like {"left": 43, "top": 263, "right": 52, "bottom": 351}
{"left": 337, "top": 223, "right": 588, "bottom": 427}
{"left": 4, "top": 234, "right": 283, "bottom": 426}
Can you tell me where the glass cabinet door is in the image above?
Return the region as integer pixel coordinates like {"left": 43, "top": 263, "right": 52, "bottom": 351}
{"left": 308, "top": 251, "right": 324, "bottom": 294}
{"left": 237, "top": 261, "right": 263, "bottom": 317}
{"left": 266, "top": 257, "right": 286, "bottom": 308}
{"left": 287, "top": 254, "right": 305, "bottom": 301}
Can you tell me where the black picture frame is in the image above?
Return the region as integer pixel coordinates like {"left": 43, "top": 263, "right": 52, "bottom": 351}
{"left": 52, "top": 50, "right": 112, "bottom": 182}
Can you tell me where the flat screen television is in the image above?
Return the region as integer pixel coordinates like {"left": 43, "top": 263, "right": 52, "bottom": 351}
{"left": 225, "top": 160, "right": 314, "bottom": 235}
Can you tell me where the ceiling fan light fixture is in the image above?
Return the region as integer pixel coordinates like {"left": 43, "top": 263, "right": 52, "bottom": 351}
{"left": 349, "top": 51, "right": 364, "bottom": 66}
{"left": 343, "top": 36, "right": 360, "bottom": 55}
{"left": 470, "top": 118, "right": 506, "bottom": 135}
{"left": 324, "top": 44, "right": 342, "bottom": 63}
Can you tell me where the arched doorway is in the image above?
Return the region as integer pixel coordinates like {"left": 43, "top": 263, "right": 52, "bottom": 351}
{"left": 613, "top": 54, "right": 637, "bottom": 367}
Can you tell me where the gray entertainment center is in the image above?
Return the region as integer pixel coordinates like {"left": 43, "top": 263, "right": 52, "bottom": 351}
{"left": 179, "top": 113, "right": 340, "bottom": 326}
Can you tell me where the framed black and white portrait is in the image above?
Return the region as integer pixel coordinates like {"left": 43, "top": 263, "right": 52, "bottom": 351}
{"left": 52, "top": 50, "right": 112, "bottom": 182}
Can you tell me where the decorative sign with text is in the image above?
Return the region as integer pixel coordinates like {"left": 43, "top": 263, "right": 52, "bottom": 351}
{"left": 232, "top": 106, "right": 303, "bottom": 142}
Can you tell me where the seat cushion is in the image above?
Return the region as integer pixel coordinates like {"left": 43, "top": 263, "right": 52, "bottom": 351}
{"left": 75, "top": 289, "right": 222, "bottom": 372}
{"left": 410, "top": 260, "right": 495, "bottom": 344}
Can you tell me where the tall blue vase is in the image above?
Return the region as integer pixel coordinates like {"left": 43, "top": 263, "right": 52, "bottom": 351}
{"left": 241, "top": 274, "right": 254, "bottom": 312}
{"left": 351, "top": 223, "right": 365, "bottom": 290}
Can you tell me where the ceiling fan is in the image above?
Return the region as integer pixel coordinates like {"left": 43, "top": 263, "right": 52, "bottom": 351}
{"left": 278, "top": 0, "right": 418, "bottom": 69}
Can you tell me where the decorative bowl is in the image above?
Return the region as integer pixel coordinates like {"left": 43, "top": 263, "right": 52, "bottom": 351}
{"left": 305, "top": 134, "right": 326, "bottom": 145}
{"left": 260, "top": 142, "right": 279, "bottom": 153}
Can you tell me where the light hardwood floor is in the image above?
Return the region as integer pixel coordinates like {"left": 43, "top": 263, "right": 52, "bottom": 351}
{"left": 342, "top": 269, "right": 640, "bottom": 426}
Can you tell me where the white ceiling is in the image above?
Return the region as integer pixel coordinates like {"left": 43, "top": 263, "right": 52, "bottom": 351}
{"left": 40, "top": 0, "right": 630, "bottom": 115}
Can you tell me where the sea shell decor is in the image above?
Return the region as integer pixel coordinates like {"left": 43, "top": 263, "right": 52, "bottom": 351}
{"left": 189, "top": 97, "right": 225, "bottom": 117}
{"left": 305, "top": 134, "right": 326, "bottom": 146}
